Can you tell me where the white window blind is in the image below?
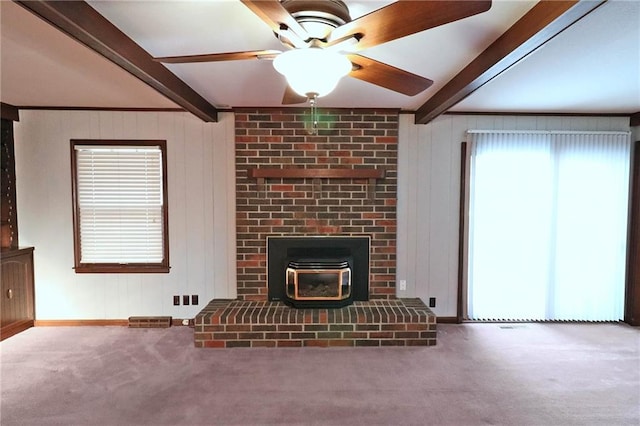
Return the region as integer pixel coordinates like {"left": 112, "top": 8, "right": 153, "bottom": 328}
{"left": 466, "top": 131, "right": 631, "bottom": 321}
{"left": 74, "top": 145, "right": 164, "bottom": 264}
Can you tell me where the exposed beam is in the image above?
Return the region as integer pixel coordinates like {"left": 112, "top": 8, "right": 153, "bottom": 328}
{"left": 14, "top": 1, "right": 218, "bottom": 122}
{"left": 415, "top": 0, "right": 606, "bottom": 125}
{"left": 1, "top": 103, "right": 20, "bottom": 122}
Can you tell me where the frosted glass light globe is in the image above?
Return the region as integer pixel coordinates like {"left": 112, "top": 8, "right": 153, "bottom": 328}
{"left": 273, "top": 48, "right": 352, "bottom": 97}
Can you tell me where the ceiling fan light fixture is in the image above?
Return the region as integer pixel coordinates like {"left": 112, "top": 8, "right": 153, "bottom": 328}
{"left": 273, "top": 48, "right": 351, "bottom": 98}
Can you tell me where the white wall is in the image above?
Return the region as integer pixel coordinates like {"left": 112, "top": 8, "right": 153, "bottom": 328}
{"left": 14, "top": 110, "right": 236, "bottom": 320}
{"left": 397, "top": 113, "right": 631, "bottom": 317}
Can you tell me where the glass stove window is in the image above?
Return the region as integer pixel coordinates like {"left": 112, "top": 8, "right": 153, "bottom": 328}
{"left": 297, "top": 272, "right": 340, "bottom": 298}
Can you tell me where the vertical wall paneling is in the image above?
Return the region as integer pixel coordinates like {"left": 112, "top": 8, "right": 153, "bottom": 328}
{"left": 13, "top": 110, "right": 630, "bottom": 320}
{"left": 215, "top": 113, "right": 237, "bottom": 299}
{"left": 167, "top": 112, "right": 188, "bottom": 316}
{"left": 397, "top": 114, "right": 631, "bottom": 316}
{"left": 184, "top": 115, "right": 206, "bottom": 310}
{"left": 14, "top": 110, "right": 236, "bottom": 320}
{"left": 406, "top": 125, "right": 425, "bottom": 296}
{"left": 202, "top": 119, "right": 216, "bottom": 303}
{"left": 433, "top": 118, "right": 461, "bottom": 314}
{"left": 396, "top": 114, "right": 417, "bottom": 296}
{"left": 448, "top": 118, "right": 472, "bottom": 314}
{"left": 415, "top": 125, "right": 432, "bottom": 301}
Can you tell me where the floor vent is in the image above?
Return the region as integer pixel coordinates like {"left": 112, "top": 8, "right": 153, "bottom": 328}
{"left": 128, "top": 316, "right": 172, "bottom": 328}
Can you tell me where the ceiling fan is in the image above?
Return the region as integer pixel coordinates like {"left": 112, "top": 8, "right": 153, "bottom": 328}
{"left": 154, "top": 0, "right": 492, "bottom": 105}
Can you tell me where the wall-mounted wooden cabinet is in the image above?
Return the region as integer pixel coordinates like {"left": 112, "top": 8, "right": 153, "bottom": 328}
{"left": 1, "top": 247, "right": 35, "bottom": 340}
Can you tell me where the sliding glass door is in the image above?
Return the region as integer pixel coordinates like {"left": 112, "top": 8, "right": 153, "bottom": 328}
{"left": 467, "top": 131, "right": 631, "bottom": 321}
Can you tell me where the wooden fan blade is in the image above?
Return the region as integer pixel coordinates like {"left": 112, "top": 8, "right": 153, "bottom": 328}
{"left": 282, "top": 85, "right": 308, "bottom": 105}
{"left": 154, "top": 50, "right": 281, "bottom": 64}
{"left": 241, "top": 0, "right": 309, "bottom": 42}
{"left": 328, "top": 1, "right": 492, "bottom": 51}
{"left": 346, "top": 54, "right": 433, "bottom": 96}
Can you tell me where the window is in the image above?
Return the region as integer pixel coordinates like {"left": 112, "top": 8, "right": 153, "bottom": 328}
{"left": 71, "top": 140, "right": 169, "bottom": 273}
{"left": 466, "top": 131, "right": 631, "bottom": 321}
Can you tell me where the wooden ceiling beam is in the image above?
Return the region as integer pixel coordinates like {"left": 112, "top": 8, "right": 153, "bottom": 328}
{"left": 414, "top": 0, "right": 606, "bottom": 125}
{"left": 14, "top": 0, "right": 219, "bottom": 122}
{"left": 1, "top": 103, "right": 20, "bottom": 122}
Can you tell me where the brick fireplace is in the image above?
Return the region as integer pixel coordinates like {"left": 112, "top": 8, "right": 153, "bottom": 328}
{"left": 194, "top": 108, "right": 436, "bottom": 347}
{"left": 235, "top": 108, "right": 398, "bottom": 300}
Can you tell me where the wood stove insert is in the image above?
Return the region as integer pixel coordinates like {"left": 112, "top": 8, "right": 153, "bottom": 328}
{"left": 268, "top": 236, "right": 369, "bottom": 308}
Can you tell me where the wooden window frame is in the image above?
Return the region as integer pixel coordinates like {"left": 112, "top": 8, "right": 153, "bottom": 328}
{"left": 625, "top": 140, "right": 640, "bottom": 325}
{"left": 70, "top": 139, "right": 170, "bottom": 273}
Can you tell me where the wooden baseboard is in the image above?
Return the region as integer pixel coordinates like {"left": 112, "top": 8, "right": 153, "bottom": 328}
{"left": 1, "top": 320, "right": 34, "bottom": 341}
{"left": 436, "top": 316, "right": 460, "bottom": 324}
{"left": 35, "top": 319, "right": 129, "bottom": 327}
{"left": 34, "top": 319, "right": 194, "bottom": 327}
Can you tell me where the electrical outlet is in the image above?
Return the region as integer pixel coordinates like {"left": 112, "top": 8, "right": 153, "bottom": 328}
{"left": 399, "top": 280, "right": 407, "bottom": 291}
{"left": 182, "top": 295, "right": 190, "bottom": 306}
{"left": 429, "top": 297, "right": 436, "bottom": 308}
{"left": 173, "top": 295, "right": 180, "bottom": 306}
{"left": 191, "top": 295, "right": 199, "bottom": 305}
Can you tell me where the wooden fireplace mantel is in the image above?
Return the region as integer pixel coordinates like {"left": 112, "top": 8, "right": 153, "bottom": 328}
{"left": 248, "top": 168, "right": 385, "bottom": 180}
{"left": 248, "top": 168, "right": 385, "bottom": 200}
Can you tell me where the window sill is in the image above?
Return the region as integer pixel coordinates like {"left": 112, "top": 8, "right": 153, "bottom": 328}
{"left": 74, "top": 264, "right": 170, "bottom": 274}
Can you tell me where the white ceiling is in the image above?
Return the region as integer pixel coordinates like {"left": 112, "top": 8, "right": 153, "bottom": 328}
{"left": 0, "top": 1, "right": 178, "bottom": 109}
{"left": 1, "top": 0, "right": 639, "bottom": 117}
{"left": 452, "top": 0, "right": 640, "bottom": 114}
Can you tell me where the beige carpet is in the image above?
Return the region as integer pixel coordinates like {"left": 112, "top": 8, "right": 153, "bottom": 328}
{"left": 1, "top": 322, "right": 638, "bottom": 425}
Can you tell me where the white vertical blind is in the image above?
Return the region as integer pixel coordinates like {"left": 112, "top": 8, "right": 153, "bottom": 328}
{"left": 467, "top": 131, "right": 631, "bottom": 321}
{"left": 551, "top": 133, "right": 631, "bottom": 320}
{"left": 75, "top": 145, "right": 164, "bottom": 264}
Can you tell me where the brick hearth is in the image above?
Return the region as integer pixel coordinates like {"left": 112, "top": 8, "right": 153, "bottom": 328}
{"left": 195, "top": 298, "right": 436, "bottom": 348}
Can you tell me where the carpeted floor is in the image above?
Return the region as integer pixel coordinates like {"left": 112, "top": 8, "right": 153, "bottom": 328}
{"left": 1, "top": 322, "right": 638, "bottom": 425}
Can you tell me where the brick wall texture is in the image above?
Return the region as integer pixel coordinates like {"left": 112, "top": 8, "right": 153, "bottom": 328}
{"left": 235, "top": 108, "right": 399, "bottom": 301}
{"left": 195, "top": 299, "right": 436, "bottom": 348}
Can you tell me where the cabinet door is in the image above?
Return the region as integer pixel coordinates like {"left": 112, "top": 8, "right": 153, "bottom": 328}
{"left": 1, "top": 257, "right": 32, "bottom": 327}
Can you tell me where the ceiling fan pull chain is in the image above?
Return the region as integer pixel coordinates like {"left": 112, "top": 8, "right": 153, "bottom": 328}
{"left": 307, "top": 94, "right": 319, "bottom": 135}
